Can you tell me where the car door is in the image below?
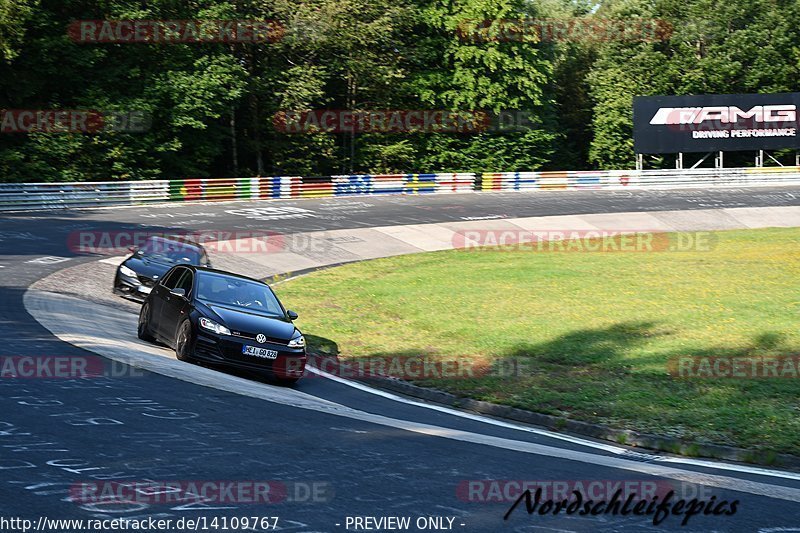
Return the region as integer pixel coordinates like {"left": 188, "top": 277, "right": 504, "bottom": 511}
{"left": 159, "top": 267, "right": 194, "bottom": 346}
{"left": 151, "top": 266, "right": 183, "bottom": 339}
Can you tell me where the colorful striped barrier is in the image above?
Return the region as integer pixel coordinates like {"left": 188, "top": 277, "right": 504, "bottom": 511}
{"left": 435, "top": 173, "right": 475, "bottom": 193}
{"left": 569, "top": 171, "right": 605, "bottom": 189}
{"left": 403, "top": 174, "right": 437, "bottom": 195}
{"left": 479, "top": 167, "right": 800, "bottom": 192}
{"left": 372, "top": 175, "right": 406, "bottom": 195}
{"left": 332, "top": 175, "right": 374, "bottom": 196}
{"left": 479, "top": 172, "right": 539, "bottom": 190}
{"left": 3, "top": 167, "right": 800, "bottom": 211}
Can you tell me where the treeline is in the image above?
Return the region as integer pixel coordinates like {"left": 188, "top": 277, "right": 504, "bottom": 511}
{"left": 0, "top": 0, "right": 798, "bottom": 182}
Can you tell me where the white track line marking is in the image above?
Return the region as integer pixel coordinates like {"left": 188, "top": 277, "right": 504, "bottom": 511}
{"left": 25, "top": 290, "right": 800, "bottom": 502}
{"left": 305, "top": 365, "right": 800, "bottom": 482}
{"left": 306, "top": 365, "right": 623, "bottom": 453}
{"left": 26, "top": 256, "right": 70, "bottom": 264}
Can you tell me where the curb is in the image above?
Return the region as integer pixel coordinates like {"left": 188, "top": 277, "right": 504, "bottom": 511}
{"left": 307, "top": 354, "right": 800, "bottom": 471}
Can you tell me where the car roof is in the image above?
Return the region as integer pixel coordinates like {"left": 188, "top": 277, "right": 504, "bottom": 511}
{"left": 184, "top": 265, "right": 268, "bottom": 285}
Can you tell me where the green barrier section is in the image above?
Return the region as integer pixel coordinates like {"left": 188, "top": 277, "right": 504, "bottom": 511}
{"left": 169, "top": 179, "right": 203, "bottom": 201}
{"left": 168, "top": 179, "right": 185, "bottom": 201}
{"left": 236, "top": 177, "right": 253, "bottom": 199}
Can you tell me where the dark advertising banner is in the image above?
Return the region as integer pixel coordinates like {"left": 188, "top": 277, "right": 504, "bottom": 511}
{"left": 633, "top": 93, "right": 800, "bottom": 154}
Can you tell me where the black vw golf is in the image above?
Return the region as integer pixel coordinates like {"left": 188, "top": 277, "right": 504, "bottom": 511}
{"left": 137, "top": 265, "right": 306, "bottom": 383}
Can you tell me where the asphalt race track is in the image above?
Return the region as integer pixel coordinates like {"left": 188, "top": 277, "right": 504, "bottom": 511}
{"left": 2, "top": 187, "right": 800, "bottom": 532}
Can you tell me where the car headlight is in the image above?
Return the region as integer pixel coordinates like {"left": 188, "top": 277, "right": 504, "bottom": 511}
{"left": 199, "top": 317, "right": 231, "bottom": 336}
{"left": 119, "top": 265, "right": 138, "bottom": 278}
{"left": 287, "top": 335, "right": 305, "bottom": 348}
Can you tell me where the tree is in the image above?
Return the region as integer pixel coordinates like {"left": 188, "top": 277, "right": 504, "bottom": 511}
{"left": 587, "top": 0, "right": 800, "bottom": 168}
{"left": 0, "top": 0, "right": 37, "bottom": 61}
{"left": 406, "top": 0, "right": 558, "bottom": 172}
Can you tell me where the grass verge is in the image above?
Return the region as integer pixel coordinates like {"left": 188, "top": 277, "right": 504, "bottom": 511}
{"left": 276, "top": 228, "right": 800, "bottom": 455}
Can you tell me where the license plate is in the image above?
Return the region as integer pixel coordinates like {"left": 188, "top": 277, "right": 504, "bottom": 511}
{"left": 137, "top": 286, "right": 152, "bottom": 294}
{"left": 243, "top": 345, "right": 279, "bottom": 359}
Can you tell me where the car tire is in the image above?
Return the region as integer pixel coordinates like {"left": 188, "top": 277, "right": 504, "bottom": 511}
{"left": 137, "top": 303, "right": 156, "bottom": 342}
{"left": 175, "top": 320, "right": 195, "bottom": 362}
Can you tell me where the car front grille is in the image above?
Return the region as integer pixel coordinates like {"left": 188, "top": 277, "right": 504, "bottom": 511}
{"left": 230, "top": 331, "right": 288, "bottom": 345}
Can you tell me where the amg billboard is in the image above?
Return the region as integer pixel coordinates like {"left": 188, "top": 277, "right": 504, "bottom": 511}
{"left": 633, "top": 93, "right": 800, "bottom": 154}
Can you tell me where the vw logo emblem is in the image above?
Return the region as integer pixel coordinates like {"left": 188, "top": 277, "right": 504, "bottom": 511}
{"left": 256, "top": 334, "right": 267, "bottom": 344}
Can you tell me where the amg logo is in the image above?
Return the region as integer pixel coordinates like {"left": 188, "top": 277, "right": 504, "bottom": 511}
{"left": 650, "top": 105, "right": 796, "bottom": 125}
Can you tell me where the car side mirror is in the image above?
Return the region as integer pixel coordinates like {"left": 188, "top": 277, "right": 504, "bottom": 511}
{"left": 170, "top": 288, "right": 187, "bottom": 298}
{"left": 286, "top": 310, "right": 298, "bottom": 320}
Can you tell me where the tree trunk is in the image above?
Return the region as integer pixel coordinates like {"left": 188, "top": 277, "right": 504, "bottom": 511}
{"left": 230, "top": 105, "right": 239, "bottom": 177}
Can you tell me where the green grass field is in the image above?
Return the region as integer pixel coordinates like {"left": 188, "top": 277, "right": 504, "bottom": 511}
{"left": 276, "top": 228, "right": 800, "bottom": 455}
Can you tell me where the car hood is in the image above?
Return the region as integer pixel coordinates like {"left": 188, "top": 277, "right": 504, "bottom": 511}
{"left": 121, "top": 256, "right": 173, "bottom": 281}
{"left": 200, "top": 302, "right": 297, "bottom": 340}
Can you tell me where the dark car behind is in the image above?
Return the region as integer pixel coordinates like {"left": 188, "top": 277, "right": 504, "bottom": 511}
{"left": 114, "top": 235, "right": 210, "bottom": 300}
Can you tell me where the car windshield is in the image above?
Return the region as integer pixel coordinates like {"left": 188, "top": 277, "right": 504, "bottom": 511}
{"left": 196, "top": 272, "right": 284, "bottom": 316}
{"left": 140, "top": 237, "right": 201, "bottom": 265}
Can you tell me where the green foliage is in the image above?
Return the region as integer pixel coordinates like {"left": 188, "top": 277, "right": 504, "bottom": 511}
{"left": 0, "top": 0, "right": 38, "bottom": 61}
{"left": 586, "top": 0, "right": 800, "bottom": 168}
{"left": 0, "top": 0, "right": 799, "bottom": 180}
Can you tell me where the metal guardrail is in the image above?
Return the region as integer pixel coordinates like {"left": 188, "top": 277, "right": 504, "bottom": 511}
{"left": 478, "top": 167, "right": 800, "bottom": 191}
{"left": 0, "top": 168, "right": 798, "bottom": 212}
{"left": 0, "top": 174, "right": 475, "bottom": 211}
